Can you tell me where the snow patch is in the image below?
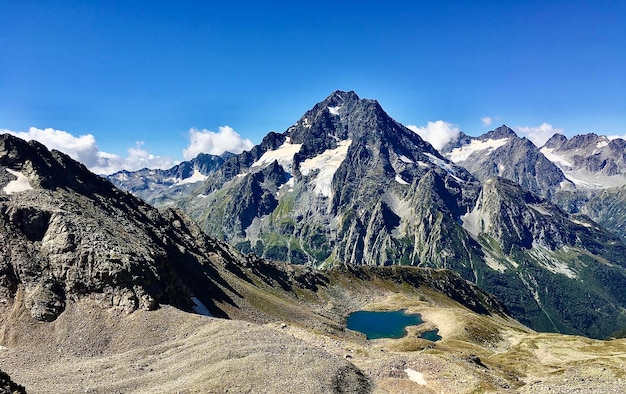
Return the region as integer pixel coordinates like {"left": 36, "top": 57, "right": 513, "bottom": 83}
{"left": 540, "top": 148, "right": 573, "bottom": 168}
{"left": 423, "top": 153, "right": 462, "bottom": 181}
{"left": 173, "top": 168, "right": 208, "bottom": 186}
{"left": 447, "top": 138, "right": 509, "bottom": 163}
{"left": 191, "top": 297, "right": 212, "bottom": 316}
{"left": 404, "top": 369, "right": 427, "bottom": 386}
{"left": 395, "top": 174, "right": 409, "bottom": 185}
{"left": 569, "top": 217, "right": 593, "bottom": 228}
{"left": 251, "top": 140, "right": 303, "bottom": 174}
{"left": 114, "top": 173, "right": 129, "bottom": 182}
{"left": 529, "top": 204, "right": 552, "bottom": 216}
{"left": 560, "top": 170, "right": 626, "bottom": 189}
{"left": 461, "top": 210, "right": 481, "bottom": 237}
{"left": 3, "top": 169, "right": 33, "bottom": 194}
{"left": 328, "top": 106, "right": 341, "bottom": 115}
{"left": 398, "top": 154, "right": 413, "bottom": 164}
{"left": 300, "top": 140, "right": 351, "bottom": 197}
{"left": 597, "top": 140, "right": 609, "bottom": 148}
{"left": 276, "top": 177, "right": 296, "bottom": 197}
{"left": 528, "top": 245, "right": 578, "bottom": 279}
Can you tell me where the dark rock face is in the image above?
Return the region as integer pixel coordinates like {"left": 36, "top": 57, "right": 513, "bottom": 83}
{"left": 0, "top": 369, "right": 26, "bottom": 394}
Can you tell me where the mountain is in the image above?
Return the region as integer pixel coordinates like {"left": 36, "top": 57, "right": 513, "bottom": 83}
{"left": 542, "top": 133, "right": 626, "bottom": 188}
{"left": 538, "top": 133, "right": 626, "bottom": 243}
{"left": 3, "top": 134, "right": 626, "bottom": 392}
{"left": 138, "top": 91, "right": 626, "bottom": 339}
{"left": 0, "top": 132, "right": 557, "bottom": 393}
{"left": 442, "top": 125, "right": 572, "bottom": 198}
{"left": 107, "top": 152, "right": 230, "bottom": 206}
{"left": 180, "top": 90, "right": 482, "bottom": 270}
{"left": 462, "top": 177, "right": 626, "bottom": 337}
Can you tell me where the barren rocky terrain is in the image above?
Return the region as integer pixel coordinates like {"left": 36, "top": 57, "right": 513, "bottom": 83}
{"left": 2, "top": 271, "right": 626, "bottom": 393}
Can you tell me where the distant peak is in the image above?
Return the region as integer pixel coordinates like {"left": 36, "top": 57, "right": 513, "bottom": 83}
{"left": 485, "top": 125, "right": 517, "bottom": 139}
{"left": 543, "top": 133, "right": 567, "bottom": 149}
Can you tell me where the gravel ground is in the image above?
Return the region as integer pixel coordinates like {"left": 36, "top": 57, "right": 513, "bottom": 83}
{"left": 2, "top": 286, "right": 626, "bottom": 393}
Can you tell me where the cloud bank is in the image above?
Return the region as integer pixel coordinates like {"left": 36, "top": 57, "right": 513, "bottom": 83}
{"left": 481, "top": 116, "right": 492, "bottom": 126}
{"left": 406, "top": 121, "right": 461, "bottom": 151}
{"left": 2, "top": 127, "right": 176, "bottom": 175}
{"left": 183, "top": 126, "right": 254, "bottom": 160}
{"left": 515, "top": 123, "right": 563, "bottom": 147}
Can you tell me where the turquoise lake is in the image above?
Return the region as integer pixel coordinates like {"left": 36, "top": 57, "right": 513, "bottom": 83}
{"left": 346, "top": 310, "right": 440, "bottom": 341}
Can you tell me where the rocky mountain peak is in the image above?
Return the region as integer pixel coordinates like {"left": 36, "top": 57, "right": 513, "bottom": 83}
{"left": 0, "top": 133, "right": 120, "bottom": 199}
{"left": 543, "top": 133, "right": 568, "bottom": 149}
{"left": 484, "top": 125, "right": 518, "bottom": 140}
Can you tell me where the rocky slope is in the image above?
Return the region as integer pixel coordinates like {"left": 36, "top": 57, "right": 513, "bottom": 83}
{"left": 3, "top": 272, "right": 626, "bottom": 394}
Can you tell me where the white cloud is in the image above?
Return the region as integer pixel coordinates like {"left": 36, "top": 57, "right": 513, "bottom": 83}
{"left": 481, "top": 116, "right": 492, "bottom": 126}
{"left": 406, "top": 121, "right": 461, "bottom": 151}
{"left": 608, "top": 134, "right": 626, "bottom": 141}
{"left": 515, "top": 123, "right": 563, "bottom": 147}
{"left": 183, "top": 126, "right": 253, "bottom": 160}
{"left": 2, "top": 127, "right": 176, "bottom": 175}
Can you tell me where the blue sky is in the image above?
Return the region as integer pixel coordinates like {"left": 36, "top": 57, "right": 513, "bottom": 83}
{"left": 1, "top": 1, "right": 625, "bottom": 173}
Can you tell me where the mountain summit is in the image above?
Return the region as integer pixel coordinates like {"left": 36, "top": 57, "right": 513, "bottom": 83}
{"left": 181, "top": 90, "right": 481, "bottom": 269}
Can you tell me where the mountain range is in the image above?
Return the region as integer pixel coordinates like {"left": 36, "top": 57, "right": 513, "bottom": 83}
{"left": 4, "top": 131, "right": 612, "bottom": 393}
{"left": 4, "top": 90, "right": 626, "bottom": 391}
{"left": 109, "top": 91, "right": 626, "bottom": 340}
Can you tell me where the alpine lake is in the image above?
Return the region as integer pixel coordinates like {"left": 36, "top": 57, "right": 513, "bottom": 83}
{"left": 346, "top": 310, "right": 441, "bottom": 341}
